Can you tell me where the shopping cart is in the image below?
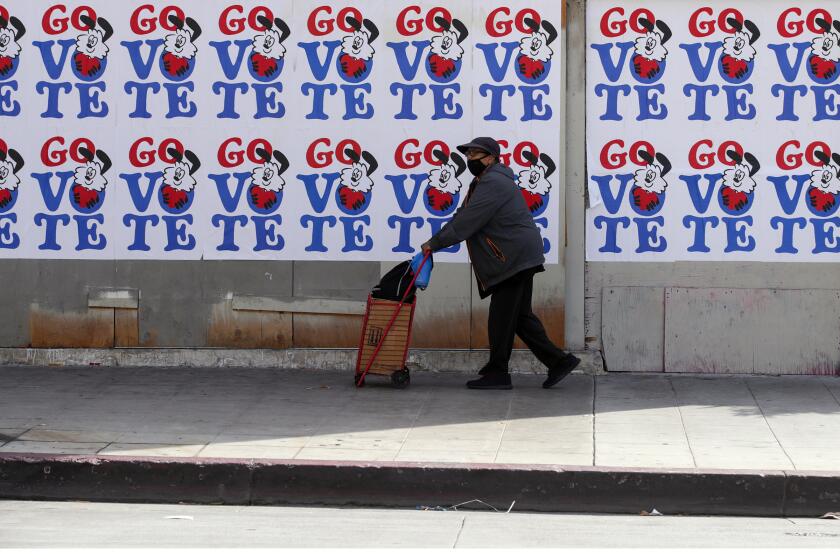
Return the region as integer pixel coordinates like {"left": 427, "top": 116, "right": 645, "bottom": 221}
{"left": 355, "top": 252, "right": 431, "bottom": 388}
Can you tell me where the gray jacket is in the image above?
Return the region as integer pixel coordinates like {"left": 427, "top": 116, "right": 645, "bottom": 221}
{"left": 428, "top": 163, "right": 545, "bottom": 293}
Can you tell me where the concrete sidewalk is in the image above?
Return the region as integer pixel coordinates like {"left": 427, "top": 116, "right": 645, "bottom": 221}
{"left": 1, "top": 366, "right": 840, "bottom": 515}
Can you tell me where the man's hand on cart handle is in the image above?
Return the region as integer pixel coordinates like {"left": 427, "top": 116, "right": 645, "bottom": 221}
{"left": 421, "top": 242, "right": 432, "bottom": 254}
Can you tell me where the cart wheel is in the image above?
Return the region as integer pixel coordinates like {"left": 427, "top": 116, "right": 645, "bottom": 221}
{"left": 391, "top": 368, "right": 410, "bottom": 388}
{"left": 354, "top": 374, "right": 365, "bottom": 387}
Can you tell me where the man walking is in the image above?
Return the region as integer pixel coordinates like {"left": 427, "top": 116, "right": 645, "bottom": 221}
{"left": 422, "top": 137, "right": 579, "bottom": 389}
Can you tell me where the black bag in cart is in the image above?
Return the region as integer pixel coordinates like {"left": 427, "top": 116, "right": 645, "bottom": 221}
{"left": 371, "top": 261, "right": 416, "bottom": 303}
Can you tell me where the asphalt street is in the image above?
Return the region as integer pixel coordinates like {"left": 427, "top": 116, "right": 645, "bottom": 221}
{"left": 2, "top": 500, "right": 840, "bottom": 547}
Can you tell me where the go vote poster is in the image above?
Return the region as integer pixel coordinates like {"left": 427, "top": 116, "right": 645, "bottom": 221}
{"left": 586, "top": 0, "right": 840, "bottom": 262}
{"left": 0, "top": 0, "right": 562, "bottom": 261}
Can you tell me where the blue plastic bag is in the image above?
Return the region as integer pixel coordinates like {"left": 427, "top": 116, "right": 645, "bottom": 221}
{"left": 410, "top": 252, "right": 434, "bottom": 290}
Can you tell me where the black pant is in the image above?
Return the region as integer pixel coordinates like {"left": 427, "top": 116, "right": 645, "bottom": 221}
{"left": 481, "top": 272, "right": 568, "bottom": 375}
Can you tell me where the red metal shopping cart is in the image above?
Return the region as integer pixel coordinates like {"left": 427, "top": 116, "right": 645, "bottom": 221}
{"left": 354, "top": 252, "right": 431, "bottom": 388}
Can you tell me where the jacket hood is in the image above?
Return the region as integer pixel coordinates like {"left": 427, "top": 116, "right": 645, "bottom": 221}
{"left": 486, "top": 163, "right": 515, "bottom": 180}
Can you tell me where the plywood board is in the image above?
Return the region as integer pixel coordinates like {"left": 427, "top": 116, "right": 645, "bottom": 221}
{"left": 602, "top": 287, "right": 664, "bottom": 372}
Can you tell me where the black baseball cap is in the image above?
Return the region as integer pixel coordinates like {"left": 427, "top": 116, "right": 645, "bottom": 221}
{"left": 457, "top": 137, "right": 501, "bottom": 158}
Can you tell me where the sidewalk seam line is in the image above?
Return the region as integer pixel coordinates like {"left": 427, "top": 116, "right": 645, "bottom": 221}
{"left": 668, "top": 377, "right": 697, "bottom": 468}
{"left": 745, "top": 379, "right": 796, "bottom": 471}
{"left": 823, "top": 379, "right": 840, "bottom": 409}
{"left": 453, "top": 516, "right": 466, "bottom": 548}
{"left": 492, "top": 394, "right": 514, "bottom": 463}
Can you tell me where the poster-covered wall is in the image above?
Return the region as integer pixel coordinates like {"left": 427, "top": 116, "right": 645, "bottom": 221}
{"left": 587, "top": 0, "right": 840, "bottom": 261}
{"left": 0, "top": 0, "right": 562, "bottom": 261}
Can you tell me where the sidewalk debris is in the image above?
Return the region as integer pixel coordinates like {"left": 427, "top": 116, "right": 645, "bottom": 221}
{"left": 417, "top": 499, "right": 515, "bottom": 513}
{"left": 821, "top": 512, "right": 840, "bottom": 520}
{"left": 640, "top": 508, "right": 663, "bottom": 516}
{"left": 164, "top": 515, "right": 194, "bottom": 521}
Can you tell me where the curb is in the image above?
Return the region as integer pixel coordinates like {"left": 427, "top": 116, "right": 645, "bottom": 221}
{"left": 2, "top": 454, "right": 838, "bottom": 517}
{"left": 0, "top": 348, "right": 605, "bottom": 375}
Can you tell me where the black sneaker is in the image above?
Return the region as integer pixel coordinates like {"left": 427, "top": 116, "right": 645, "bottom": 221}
{"left": 466, "top": 373, "right": 513, "bottom": 390}
{"left": 543, "top": 354, "right": 580, "bottom": 389}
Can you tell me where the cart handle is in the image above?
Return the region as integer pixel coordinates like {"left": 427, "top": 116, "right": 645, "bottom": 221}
{"left": 357, "top": 251, "right": 432, "bottom": 386}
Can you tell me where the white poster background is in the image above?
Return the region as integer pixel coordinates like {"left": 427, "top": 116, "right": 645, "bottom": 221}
{"left": 0, "top": 0, "right": 562, "bottom": 261}
{"left": 586, "top": 0, "right": 840, "bottom": 262}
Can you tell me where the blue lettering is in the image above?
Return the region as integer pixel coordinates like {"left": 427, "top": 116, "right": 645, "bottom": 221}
{"left": 680, "top": 173, "right": 722, "bottom": 213}
{"left": 768, "top": 174, "right": 810, "bottom": 215}
{"left": 679, "top": 42, "right": 722, "bottom": 82}
{"left": 635, "top": 84, "right": 667, "bottom": 120}
{"left": 723, "top": 84, "right": 755, "bottom": 120}
{"left": 683, "top": 84, "right": 719, "bottom": 120}
{"left": 75, "top": 83, "right": 108, "bottom": 118}
{"left": 301, "top": 82, "right": 338, "bottom": 119}
{"left": 121, "top": 39, "right": 165, "bottom": 80}
{"left": 770, "top": 216, "right": 807, "bottom": 253}
{"left": 124, "top": 81, "right": 161, "bottom": 119}
{"left": 212, "top": 82, "right": 248, "bottom": 119}
{"left": 476, "top": 42, "right": 519, "bottom": 82}
{"left": 767, "top": 42, "right": 810, "bottom": 82}
{"left": 300, "top": 214, "right": 337, "bottom": 252}
{"left": 35, "top": 81, "right": 72, "bottom": 118}
{"left": 633, "top": 217, "right": 667, "bottom": 253}
{"left": 162, "top": 215, "right": 196, "bottom": 251}
{"left": 73, "top": 214, "right": 106, "bottom": 250}
{"left": 33, "top": 39, "right": 74, "bottom": 80}
{"left": 0, "top": 82, "right": 21, "bottom": 116}
{"left": 430, "top": 84, "right": 462, "bottom": 120}
{"left": 722, "top": 216, "right": 755, "bottom": 252}
{"left": 123, "top": 214, "right": 160, "bottom": 251}
{"left": 811, "top": 218, "right": 840, "bottom": 253}
{"left": 594, "top": 84, "right": 631, "bottom": 120}
{"left": 813, "top": 85, "right": 840, "bottom": 120}
{"left": 31, "top": 171, "right": 73, "bottom": 212}
{"left": 297, "top": 173, "right": 341, "bottom": 213}
{"left": 387, "top": 41, "right": 429, "bottom": 81}
{"left": 340, "top": 216, "right": 372, "bottom": 252}
{"left": 209, "top": 172, "right": 250, "bottom": 213}
{"left": 771, "top": 84, "right": 807, "bottom": 121}
{"left": 209, "top": 40, "right": 251, "bottom": 80}
{"left": 252, "top": 215, "right": 285, "bottom": 251}
{"left": 34, "top": 213, "right": 71, "bottom": 250}
{"left": 387, "top": 215, "right": 424, "bottom": 253}
{"left": 683, "top": 215, "right": 719, "bottom": 252}
{"left": 593, "top": 215, "right": 631, "bottom": 253}
{"left": 590, "top": 42, "right": 634, "bottom": 82}
{"left": 298, "top": 40, "right": 342, "bottom": 81}
{"left": 253, "top": 83, "right": 285, "bottom": 118}
{"left": 341, "top": 83, "right": 373, "bottom": 119}
{"left": 519, "top": 85, "right": 552, "bottom": 121}
{"left": 384, "top": 174, "right": 426, "bottom": 213}
{"left": 163, "top": 83, "right": 197, "bottom": 118}
{"left": 479, "top": 84, "right": 516, "bottom": 121}
{"left": 591, "top": 174, "right": 633, "bottom": 215}
{"left": 390, "top": 83, "right": 426, "bottom": 119}
{"left": 0, "top": 214, "right": 20, "bottom": 249}
{"left": 121, "top": 172, "right": 163, "bottom": 212}
{"left": 211, "top": 214, "right": 248, "bottom": 251}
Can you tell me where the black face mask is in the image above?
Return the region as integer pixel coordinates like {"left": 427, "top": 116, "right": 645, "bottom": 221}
{"left": 468, "top": 158, "right": 489, "bottom": 176}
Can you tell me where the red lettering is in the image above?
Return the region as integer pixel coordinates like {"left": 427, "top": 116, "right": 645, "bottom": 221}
{"left": 159, "top": 6, "right": 184, "bottom": 32}
{"left": 600, "top": 7, "right": 627, "bottom": 37}
{"left": 129, "top": 138, "right": 156, "bottom": 167}
{"left": 718, "top": 141, "right": 743, "bottom": 166}
{"left": 425, "top": 141, "right": 449, "bottom": 165}
{"left": 628, "top": 9, "right": 655, "bottom": 34}
{"left": 807, "top": 9, "right": 833, "bottom": 34}
{"left": 0, "top": 7, "right": 9, "bottom": 24}
{"left": 71, "top": 6, "right": 96, "bottom": 31}
{"left": 336, "top": 139, "right": 362, "bottom": 165}
{"left": 778, "top": 8, "right": 803, "bottom": 37}
{"left": 487, "top": 7, "right": 512, "bottom": 37}
{"left": 718, "top": 9, "right": 743, "bottom": 33}
{"left": 777, "top": 140, "right": 802, "bottom": 170}
{"left": 130, "top": 4, "right": 157, "bottom": 34}
{"left": 307, "top": 138, "right": 333, "bottom": 167}
{"left": 689, "top": 7, "right": 715, "bottom": 37}
{"left": 43, "top": 5, "right": 69, "bottom": 35}
{"left": 513, "top": 142, "right": 539, "bottom": 167}
{"left": 628, "top": 141, "right": 655, "bottom": 166}
{"left": 336, "top": 8, "right": 362, "bottom": 33}
{"left": 308, "top": 6, "right": 333, "bottom": 35}
{"left": 395, "top": 139, "right": 420, "bottom": 169}
{"left": 498, "top": 140, "right": 511, "bottom": 166}
{"left": 249, "top": 7, "right": 273, "bottom": 31}
{"left": 41, "top": 137, "right": 68, "bottom": 166}
{"left": 600, "top": 140, "right": 627, "bottom": 169}
{"left": 396, "top": 5, "right": 422, "bottom": 36}
{"left": 426, "top": 8, "right": 451, "bottom": 33}
{"left": 806, "top": 141, "right": 832, "bottom": 167}
{"left": 159, "top": 139, "right": 184, "bottom": 163}
{"left": 219, "top": 138, "right": 244, "bottom": 168}
{"left": 514, "top": 9, "right": 540, "bottom": 34}
{"left": 248, "top": 139, "right": 272, "bottom": 163}
{"left": 69, "top": 138, "right": 95, "bottom": 164}
{"left": 219, "top": 5, "right": 245, "bottom": 35}
{"left": 689, "top": 140, "right": 715, "bottom": 169}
